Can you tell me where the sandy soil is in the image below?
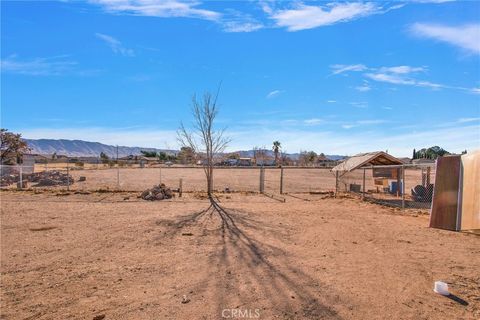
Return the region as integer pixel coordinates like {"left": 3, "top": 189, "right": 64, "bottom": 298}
{"left": 1, "top": 191, "right": 478, "bottom": 320}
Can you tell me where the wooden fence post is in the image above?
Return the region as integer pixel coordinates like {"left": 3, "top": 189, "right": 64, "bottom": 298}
{"left": 179, "top": 178, "right": 183, "bottom": 197}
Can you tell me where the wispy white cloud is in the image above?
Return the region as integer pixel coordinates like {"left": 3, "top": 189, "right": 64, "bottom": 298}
{"left": 267, "top": 2, "right": 383, "bottom": 31}
{"left": 410, "top": 23, "right": 480, "bottom": 54}
{"left": 378, "top": 65, "right": 426, "bottom": 74}
{"left": 332, "top": 63, "right": 478, "bottom": 94}
{"left": 341, "top": 119, "right": 387, "bottom": 129}
{"left": 365, "top": 72, "right": 416, "bottom": 85}
{"left": 0, "top": 55, "right": 99, "bottom": 76}
{"left": 223, "top": 21, "right": 263, "bottom": 32}
{"left": 90, "top": 0, "right": 221, "bottom": 21}
{"left": 349, "top": 101, "right": 368, "bottom": 108}
{"left": 303, "top": 118, "right": 324, "bottom": 126}
{"left": 413, "top": 0, "right": 456, "bottom": 3}
{"left": 21, "top": 127, "right": 179, "bottom": 149}
{"left": 326, "top": 100, "right": 337, "bottom": 103}
{"left": 330, "top": 64, "right": 367, "bottom": 75}
{"left": 355, "top": 81, "right": 371, "bottom": 92}
{"left": 95, "top": 33, "right": 134, "bottom": 56}
{"left": 266, "top": 90, "right": 282, "bottom": 99}
{"left": 457, "top": 117, "right": 480, "bottom": 123}
{"left": 221, "top": 9, "right": 263, "bottom": 32}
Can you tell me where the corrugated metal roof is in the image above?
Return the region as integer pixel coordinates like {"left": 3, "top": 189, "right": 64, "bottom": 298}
{"left": 331, "top": 151, "right": 403, "bottom": 172}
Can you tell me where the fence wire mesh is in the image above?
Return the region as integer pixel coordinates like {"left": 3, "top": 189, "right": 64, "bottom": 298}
{"left": 1, "top": 161, "right": 435, "bottom": 210}
{"left": 338, "top": 164, "right": 435, "bottom": 209}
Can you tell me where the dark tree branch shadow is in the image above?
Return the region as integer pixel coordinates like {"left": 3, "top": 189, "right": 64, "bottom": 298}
{"left": 155, "top": 197, "right": 345, "bottom": 319}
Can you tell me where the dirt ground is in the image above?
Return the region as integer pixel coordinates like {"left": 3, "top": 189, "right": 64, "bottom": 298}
{"left": 1, "top": 191, "right": 478, "bottom": 320}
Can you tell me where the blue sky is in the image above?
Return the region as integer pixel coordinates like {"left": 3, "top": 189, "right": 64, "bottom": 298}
{"left": 1, "top": 0, "right": 479, "bottom": 156}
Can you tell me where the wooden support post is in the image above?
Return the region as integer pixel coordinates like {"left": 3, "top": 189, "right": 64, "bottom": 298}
{"left": 179, "top": 178, "right": 183, "bottom": 197}
{"left": 401, "top": 166, "right": 405, "bottom": 209}
{"left": 396, "top": 167, "right": 401, "bottom": 197}
{"left": 335, "top": 171, "right": 339, "bottom": 197}
{"left": 362, "top": 168, "right": 366, "bottom": 200}
{"left": 280, "top": 167, "right": 284, "bottom": 194}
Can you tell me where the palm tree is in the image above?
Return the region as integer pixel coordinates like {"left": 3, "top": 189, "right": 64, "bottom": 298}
{"left": 272, "top": 141, "right": 281, "bottom": 165}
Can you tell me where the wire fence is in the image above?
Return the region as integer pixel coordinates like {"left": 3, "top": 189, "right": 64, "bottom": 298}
{"left": 338, "top": 164, "right": 435, "bottom": 209}
{"left": 0, "top": 162, "right": 435, "bottom": 209}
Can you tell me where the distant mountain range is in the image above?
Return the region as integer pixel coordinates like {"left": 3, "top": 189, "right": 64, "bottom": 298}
{"left": 23, "top": 138, "right": 345, "bottom": 160}
{"left": 24, "top": 139, "right": 176, "bottom": 158}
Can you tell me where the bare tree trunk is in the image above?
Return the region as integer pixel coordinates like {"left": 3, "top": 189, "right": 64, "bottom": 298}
{"left": 178, "top": 88, "right": 230, "bottom": 198}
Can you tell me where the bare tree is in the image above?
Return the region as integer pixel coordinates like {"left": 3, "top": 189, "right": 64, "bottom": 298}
{"left": 178, "top": 89, "right": 230, "bottom": 197}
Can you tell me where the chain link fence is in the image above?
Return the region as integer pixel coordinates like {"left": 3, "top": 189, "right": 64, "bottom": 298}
{"left": 337, "top": 164, "right": 435, "bottom": 209}
{"left": 1, "top": 161, "right": 435, "bottom": 209}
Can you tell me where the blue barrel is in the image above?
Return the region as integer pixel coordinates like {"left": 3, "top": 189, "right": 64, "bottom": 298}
{"left": 390, "top": 181, "right": 403, "bottom": 194}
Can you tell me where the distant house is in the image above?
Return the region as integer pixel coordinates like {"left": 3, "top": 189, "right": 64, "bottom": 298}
{"left": 255, "top": 158, "right": 275, "bottom": 166}
{"left": 316, "top": 154, "right": 338, "bottom": 167}
{"left": 119, "top": 155, "right": 157, "bottom": 165}
{"left": 75, "top": 156, "right": 100, "bottom": 164}
{"left": 238, "top": 158, "right": 252, "bottom": 166}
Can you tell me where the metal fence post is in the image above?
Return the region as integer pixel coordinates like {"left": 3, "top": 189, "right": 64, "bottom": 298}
{"left": 116, "top": 145, "right": 120, "bottom": 189}
{"left": 259, "top": 167, "right": 264, "bottom": 193}
{"left": 280, "top": 167, "right": 284, "bottom": 194}
{"left": 401, "top": 165, "right": 405, "bottom": 209}
{"left": 66, "top": 162, "right": 70, "bottom": 191}
{"left": 19, "top": 165, "right": 23, "bottom": 190}
{"left": 362, "top": 168, "right": 366, "bottom": 200}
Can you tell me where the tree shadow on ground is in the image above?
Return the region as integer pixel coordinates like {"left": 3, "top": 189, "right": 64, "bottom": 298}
{"left": 155, "top": 198, "right": 345, "bottom": 319}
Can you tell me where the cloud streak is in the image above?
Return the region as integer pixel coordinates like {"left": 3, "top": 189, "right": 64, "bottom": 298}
{"left": 95, "top": 33, "right": 134, "bottom": 56}
{"left": 410, "top": 23, "right": 480, "bottom": 54}
{"left": 91, "top": 0, "right": 220, "bottom": 21}
{"left": 267, "top": 2, "right": 382, "bottom": 31}
{"left": 0, "top": 55, "right": 100, "bottom": 76}
{"left": 266, "top": 90, "right": 282, "bottom": 99}
{"left": 331, "top": 63, "right": 479, "bottom": 94}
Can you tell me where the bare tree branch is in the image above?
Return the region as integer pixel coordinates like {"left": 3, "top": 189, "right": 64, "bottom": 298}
{"left": 177, "top": 88, "right": 230, "bottom": 196}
